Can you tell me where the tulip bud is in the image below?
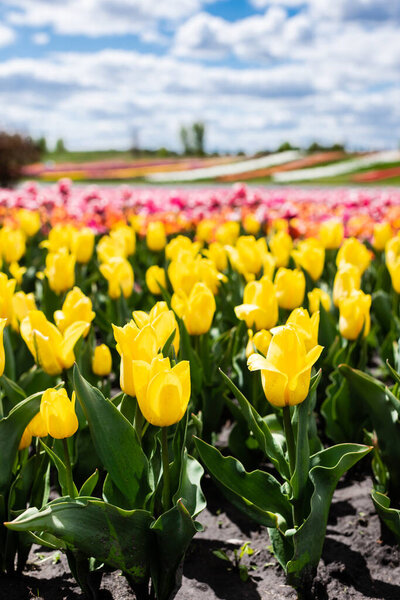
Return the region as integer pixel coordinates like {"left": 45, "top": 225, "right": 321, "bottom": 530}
{"left": 146, "top": 221, "right": 167, "bottom": 251}
{"left": 0, "top": 273, "right": 16, "bottom": 324}
{"left": 248, "top": 324, "right": 323, "bottom": 407}
{"left": 243, "top": 214, "right": 261, "bottom": 235}
{"left": 54, "top": 287, "right": 95, "bottom": 334}
{"left": 372, "top": 223, "right": 392, "bottom": 252}
{"left": 28, "top": 411, "right": 48, "bottom": 438}
{"left": 146, "top": 265, "right": 167, "bottom": 295}
{"left": 245, "top": 329, "right": 272, "bottom": 359}
{"left": 18, "top": 427, "right": 32, "bottom": 450}
{"left": 172, "top": 282, "right": 216, "bottom": 336}
{"left": 132, "top": 355, "right": 191, "bottom": 427}
{"left": 110, "top": 224, "right": 136, "bottom": 256}
{"left": 196, "top": 219, "right": 215, "bottom": 243}
{"left": 9, "top": 262, "right": 26, "bottom": 285}
{"left": 203, "top": 242, "right": 227, "bottom": 272}
{"left": 0, "top": 227, "right": 26, "bottom": 263}
{"left": 100, "top": 257, "right": 134, "bottom": 299}
{"left": 338, "top": 290, "right": 371, "bottom": 340}
{"left": 92, "top": 344, "right": 112, "bottom": 377}
{"left": 234, "top": 276, "right": 278, "bottom": 330}
{"left": 45, "top": 248, "right": 75, "bottom": 294}
{"left": 318, "top": 220, "right": 344, "bottom": 249}
{"left": 40, "top": 388, "right": 79, "bottom": 439}
{"left": 333, "top": 264, "right": 361, "bottom": 307}
{"left": 235, "top": 236, "right": 263, "bottom": 275}
{"left": 97, "top": 235, "right": 126, "bottom": 263}
{"left": 11, "top": 291, "right": 36, "bottom": 332}
{"left": 269, "top": 231, "right": 293, "bottom": 268}
{"left": 274, "top": 268, "right": 305, "bottom": 310}
{"left": 215, "top": 221, "right": 240, "bottom": 246}
{"left": 308, "top": 288, "right": 331, "bottom": 314}
{"left": 292, "top": 238, "right": 325, "bottom": 281}
{"left": 336, "top": 238, "right": 371, "bottom": 275}
{"left": 17, "top": 209, "right": 41, "bottom": 237}
{"left": 71, "top": 227, "right": 95, "bottom": 263}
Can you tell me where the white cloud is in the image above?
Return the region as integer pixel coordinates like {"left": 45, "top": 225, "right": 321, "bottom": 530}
{"left": 31, "top": 32, "right": 49, "bottom": 45}
{"left": 0, "top": 23, "right": 16, "bottom": 47}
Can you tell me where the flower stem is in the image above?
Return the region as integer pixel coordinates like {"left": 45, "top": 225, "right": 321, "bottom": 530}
{"left": 161, "top": 427, "right": 171, "bottom": 512}
{"left": 282, "top": 405, "right": 296, "bottom": 477}
{"left": 62, "top": 438, "right": 76, "bottom": 498}
{"left": 134, "top": 402, "right": 145, "bottom": 443}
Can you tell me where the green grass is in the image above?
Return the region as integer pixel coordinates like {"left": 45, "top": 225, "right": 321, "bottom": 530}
{"left": 42, "top": 150, "right": 135, "bottom": 163}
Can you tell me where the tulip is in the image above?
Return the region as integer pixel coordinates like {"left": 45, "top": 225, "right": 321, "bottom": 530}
{"left": 110, "top": 224, "right": 136, "bottom": 256}
{"left": 146, "top": 265, "right": 167, "bottom": 295}
{"left": 92, "top": 344, "right": 112, "bottom": 377}
{"left": 40, "top": 224, "right": 73, "bottom": 253}
{"left": 196, "top": 219, "right": 215, "bottom": 243}
{"left": 40, "top": 388, "right": 78, "bottom": 439}
{"left": 18, "top": 427, "right": 32, "bottom": 450}
{"left": 172, "top": 282, "right": 216, "bottom": 336}
{"left": 166, "top": 235, "right": 200, "bottom": 262}
{"left": 28, "top": 411, "right": 48, "bottom": 438}
{"left": 248, "top": 324, "right": 323, "bottom": 407}
{"left": 113, "top": 322, "right": 159, "bottom": 396}
{"left": 386, "top": 235, "right": 400, "bottom": 266}
{"left": 308, "top": 288, "right": 331, "bottom": 314}
{"left": 274, "top": 268, "right": 305, "bottom": 310}
{"left": 54, "top": 287, "right": 95, "bottom": 335}
{"left": 372, "top": 223, "right": 392, "bottom": 252}
{"left": 332, "top": 264, "right": 361, "bottom": 307}
{"left": 0, "top": 226, "right": 26, "bottom": 264}
{"left": 45, "top": 248, "right": 75, "bottom": 294}
{"left": 285, "top": 307, "right": 320, "bottom": 351}
{"left": 0, "top": 318, "right": 6, "bottom": 377}
{"left": 146, "top": 221, "right": 166, "bottom": 251}
{"left": 215, "top": 221, "right": 240, "bottom": 246}
{"left": 245, "top": 329, "right": 272, "bottom": 359}
{"left": 99, "top": 257, "right": 134, "bottom": 299}
{"left": 132, "top": 301, "right": 180, "bottom": 355}
{"left": 71, "top": 227, "right": 95, "bottom": 263}
{"left": 292, "top": 238, "right": 325, "bottom": 281}
{"left": 269, "top": 231, "right": 293, "bottom": 268}
{"left": 20, "top": 310, "right": 89, "bottom": 375}
{"left": 16, "top": 209, "right": 41, "bottom": 237}
{"left": 203, "top": 242, "right": 227, "bottom": 272}
{"left": 338, "top": 290, "right": 371, "bottom": 340}
{"left": 0, "top": 273, "right": 16, "bottom": 324}
{"left": 336, "top": 238, "right": 371, "bottom": 274}
{"left": 235, "top": 236, "right": 263, "bottom": 275}
{"left": 262, "top": 252, "right": 276, "bottom": 280}
{"left": 9, "top": 262, "right": 26, "bottom": 285}
{"left": 234, "top": 276, "right": 278, "bottom": 330}
{"left": 387, "top": 260, "right": 400, "bottom": 294}
{"left": 131, "top": 355, "right": 191, "bottom": 427}
{"left": 11, "top": 291, "right": 36, "bottom": 331}
{"left": 97, "top": 235, "right": 126, "bottom": 263}
{"left": 168, "top": 254, "right": 221, "bottom": 296}
{"left": 318, "top": 220, "right": 344, "bottom": 249}
{"left": 243, "top": 214, "right": 261, "bottom": 235}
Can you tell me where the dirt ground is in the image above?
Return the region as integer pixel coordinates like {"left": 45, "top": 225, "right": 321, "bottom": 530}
{"left": 1, "top": 468, "right": 400, "bottom": 600}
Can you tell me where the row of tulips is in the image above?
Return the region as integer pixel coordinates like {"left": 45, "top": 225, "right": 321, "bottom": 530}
{"left": 1, "top": 205, "right": 400, "bottom": 599}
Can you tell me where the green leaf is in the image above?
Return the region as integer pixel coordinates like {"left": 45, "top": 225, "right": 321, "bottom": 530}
{"left": 286, "top": 443, "right": 371, "bottom": 588}
{"left": 195, "top": 438, "right": 291, "bottom": 529}
{"left": 219, "top": 369, "right": 289, "bottom": 480}
{"left": 172, "top": 452, "right": 206, "bottom": 518}
{"left": 6, "top": 497, "right": 153, "bottom": 584}
{"left": 79, "top": 470, "right": 99, "bottom": 498}
{"left": 39, "top": 440, "right": 78, "bottom": 498}
{"left": 73, "top": 365, "right": 150, "bottom": 509}
{"left": 0, "top": 375, "right": 26, "bottom": 414}
{"left": 371, "top": 489, "right": 400, "bottom": 542}
{"left": 150, "top": 500, "right": 201, "bottom": 600}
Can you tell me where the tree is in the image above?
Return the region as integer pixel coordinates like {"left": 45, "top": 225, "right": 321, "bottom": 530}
{"left": 0, "top": 132, "right": 40, "bottom": 187}
{"left": 36, "top": 136, "right": 47, "bottom": 154}
{"left": 180, "top": 126, "right": 191, "bottom": 155}
{"left": 192, "top": 122, "right": 205, "bottom": 156}
{"left": 55, "top": 138, "right": 66, "bottom": 154}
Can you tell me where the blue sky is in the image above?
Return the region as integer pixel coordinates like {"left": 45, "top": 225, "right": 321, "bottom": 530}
{"left": 0, "top": 0, "right": 399, "bottom": 152}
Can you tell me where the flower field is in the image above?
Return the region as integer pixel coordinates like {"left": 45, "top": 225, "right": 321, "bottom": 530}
{"left": 2, "top": 182, "right": 400, "bottom": 599}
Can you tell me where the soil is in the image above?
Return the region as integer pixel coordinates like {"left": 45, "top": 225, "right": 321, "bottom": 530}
{"left": 1, "top": 471, "right": 400, "bottom": 600}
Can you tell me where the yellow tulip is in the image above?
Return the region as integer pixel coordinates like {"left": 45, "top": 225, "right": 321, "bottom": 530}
{"left": 168, "top": 253, "right": 221, "bottom": 296}
{"left": 54, "top": 287, "right": 95, "bottom": 335}
{"left": 131, "top": 355, "right": 190, "bottom": 427}
{"left": 113, "top": 321, "right": 159, "bottom": 396}
{"left": 92, "top": 344, "right": 112, "bottom": 377}
{"left": 274, "top": 268, "right": 305, "bottom": 310}
{"left": 0, "top": 318, "right": 6, "bottom": 377}
{"left": 269, "top": 231, "right": 293, "bottom": 268}
{"left": 11, "top": 291, "right": 36, "bottom": 331}
{"left": 285, "top": 307, "right": 320, "bottom": 351}
{"left": 132, "top": 301, "right": 180, "bottom": 355}
{"left": 248, "top": 324, "right": 323, "bottom": 407}
{"left": 234, "top": 276, "right": 278, "bottom": 330}
{"left": 20, "top": 310, "right": 89, "bottom": 375}
{"left": 203, "top": 242, "right": 227, "bottom": 272}
{"left": 262, "top": 250, "right": 276, "bottom": 281}
{"left": 336, "top": 238, "right": 371, "bottom": 274}
{"left": 172, "top": 282, "right": 216, "bottom": 336}
{"left": 97, "top": 235, "right": 126, "bottom": 263}
{"left": 18, "top": 427, "right": 32, "bottom": 450}
{"left": 9, "top": 262, "right": 26, "bottom": 285}
{"left": 308, "top": 288, "right": 331, "bottom": 314}
{"left": 71, "top": 227, "right": 95, "bottom": 263}
{"left": 196, "top": 219, "right": 215, "bottom": 243}
{"left": 16, "top": 209, "right": 41, "bottom": 237}
{"left": 387, "top": 260, "right": 400, "bottom": 294}
{"left": 385, "top": 235, "right": 400, "bottom": 266}
{"left": 0, "top": 273, "right": 16, "bottom": 324}
{"left": 40, "top": 224, "right": 73, "bottom": 252}
{"left": 292, "top": 238, "right": 325, "bottom": 281}
{"left": 146, "top": 221, "right": 167, "bottom": 251}
{"left": 318, "top": 220, "right": 344, "bottom": 249}
{"left": 245, "top": 329, "right": 272, "bottom": 359}
{"left": 110, "top": 224, "right": 136, "bottom": 256}
{"left": 215, "top": 221, "right": 240, "bottom": 246}
{"left": 243, "top": 214, "right": 261, "bottom": 235}
{"left": 99, "top": 257, "right": 134, "bottom": 299}
{"left": 338, "top": 290, "right": 371, "bottom": 340}
{"left": 44, "top": 248, "right": 75, "bottom": 294}
{"left": 372, "top": 223, "right": 392, "bottom": 252}
{"left": 40, "top": 388, "right": 78, "bottom": 439}
{"left": 166, "top": 235, "right": 200, "bottom": 262}
{"left": 332, "top": 264, "right": 361, "bottom": 307}
{"left": 235, "top": 236, "right": 263, "bottom": 275}
{"left": 28, "top": 411, "right": 48, "bottom": 438}
{"left": 0, "top": 227, "right": 26, "bottom": 263}
{"left": 146, "top": 265, "right": 167, "bottom": 295}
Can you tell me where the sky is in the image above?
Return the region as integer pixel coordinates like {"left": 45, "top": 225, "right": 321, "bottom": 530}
{"left": 0, "top": 0, "right": 399, "bottom": 153}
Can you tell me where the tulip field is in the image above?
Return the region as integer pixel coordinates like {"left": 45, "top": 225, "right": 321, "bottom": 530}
{"left": 2, "top": 182, "right": 400, "bottom": 599}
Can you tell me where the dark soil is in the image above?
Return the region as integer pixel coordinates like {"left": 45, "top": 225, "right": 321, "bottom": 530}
{"left": 1, "top": 472, "right": 400, "bottom": 600}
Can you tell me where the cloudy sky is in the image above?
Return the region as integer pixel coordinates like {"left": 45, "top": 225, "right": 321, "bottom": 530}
{"left": 0, "top": 0, "right": 399, "bottom": 153}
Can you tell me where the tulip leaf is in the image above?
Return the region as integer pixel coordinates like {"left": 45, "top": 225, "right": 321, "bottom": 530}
{"left": 195, "top": 437, "right": 292, "bottom": 529}
{"left": 0, "top": 392, "right": 42, "bottom": 498}
{"left": 286, "top": 443, "right": 371, "bottom": 589}
{"left": 172, "top": 451, "right": 205, "bottom": 518}
{"left": 371, "top": 489, "right": 400, "bottom": 542}
{"left": 339, "top": 364, "right": 400, "bottom": 495}
{"left": 0, "top": 374, "right": 26, "bottom": 415}
{"left": 150, "top": 500, "right": 201, "bottom": 600}
{"left": 6, "top": 497, "right": 153, "bottom": 584}
{"left": 79, "top": 470, "right": 99, "bottom": 498}
{"left": 219, "top": 369, "right": 289, "bottom": 480}
{"left": 73, "top": 365, "right": 150, "bottom": 509}
{"left": 39, "top": 440, "right": 78, "bottom": 498}
{"left": 3, "top": 326, "right": 16, "bottom": 381}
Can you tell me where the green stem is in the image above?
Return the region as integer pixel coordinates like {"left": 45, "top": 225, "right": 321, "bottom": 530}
{"left": 134, "top": 402, "right": 145, "bottom": 443}
{"left": 161, "top": 427, "right": 171, "bottom": 512}
{"left": 282, "top": 405, "right": 296, "bottom": 477}
{"left": 62, "top": 438, "right": 76, "bottom": 498}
